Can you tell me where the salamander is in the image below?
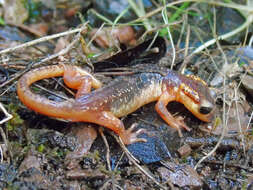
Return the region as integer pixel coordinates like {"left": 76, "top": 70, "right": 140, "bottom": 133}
{"left": 17, "top": 64, "right": 215, "bottom": 144}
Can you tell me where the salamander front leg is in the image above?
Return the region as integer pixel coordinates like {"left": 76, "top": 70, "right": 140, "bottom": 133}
{"left": 155, "top": 91, "right": 191, "bottom": 137}
{"left": 95, "top": 111, "right": 147, "bottom": 145}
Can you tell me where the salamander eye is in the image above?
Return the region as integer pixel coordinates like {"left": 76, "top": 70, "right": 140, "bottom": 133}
{"left": 199, "top": 99, "right": 214, "bottom": 114}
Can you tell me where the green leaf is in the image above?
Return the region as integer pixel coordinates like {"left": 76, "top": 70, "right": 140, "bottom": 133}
{"left": 159, "top": 28, "right": 168, "bottom": 37}
{"left": 87, "top": 53, "right": 96, "bottom": 58}
{"left": 38, "top": 144, "right": 45, "bottom": 153}
{"left": 0, "top": 17, "right": 5, "bottom": 25}
{"left": 239, "top": 61, "right": 246, "bottom": 67}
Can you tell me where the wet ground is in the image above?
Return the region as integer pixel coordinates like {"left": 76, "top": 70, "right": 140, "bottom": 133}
{"left": 0, "top": 0, "right": 253, "bottom": 189}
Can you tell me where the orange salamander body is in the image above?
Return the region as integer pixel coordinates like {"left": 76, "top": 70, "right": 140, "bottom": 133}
{"left": 17, "top": 64, "right": 215, "bottom": 144}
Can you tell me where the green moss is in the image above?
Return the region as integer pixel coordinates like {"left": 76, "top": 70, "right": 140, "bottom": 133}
{"left": 159, "top": 28, "right": 168, "bottom": 37}
{"left": 93, "top": 150, "right": 101, "bottom": 161}
{"left": 37, "top": 144, "right": 45, "bottom": 153}
{"left": 49, "top": 147, "right": 66, "bottom": 159}
{"left": 0, "top": 16, "right": 5, "bottom": 25}
{"left": 6, "top": 104, "right": 24, "bottom": 131}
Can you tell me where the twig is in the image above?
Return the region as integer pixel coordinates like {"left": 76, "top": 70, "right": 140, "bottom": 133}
{"left": 180, "top": 24, "right": 190, "bottom": 73}
{"left": 184, "top": 22, "right": 190, "bottom": 58}
{"left": 6, "top": 21, "right": 46, "bottom": 38}
{"left": 0, "top": 145, "right": 3, "bottom": 163}
{"left": 0, "top": 127, "right": 11, "bottom": 162}
{"left": 87, "top": 23, "right": 106, "bottom": 48}
{"left": 0, "top": 67, "right": 28, "bottom": 88}
{"left": 140, "top": 20, "right": 182, "bottom": 40}
{"left": 33, "top": 84, "right": 69, "bottom": 101}
{"left": 0, "top": 23, "right": 88, "bottom": 88}
{"left": 0, "top": 22, "right": 88, "bottom": 55}
{"left": 52, "top": 78, "right": 76, "bottom": 97}
{"left": 246, "top": 111, "right": 253, "bottom": 131}
{"left": 99, "top": 179, "right": 124, "bottom": 190}
{"left": 161, "top": 4, "right": 176, "bottom": 70}
{"left": 234, "top": 83, "right": 246, "bottom": 154}
{"left": 203, "top": 160, "right": 253, "bottom": 172}
{"left": 113, "top": 152, "right": 125, "bottom": 172}
{"left": 249, "top": 34, "right": 253, "bottom": 46}
{"left": 110, "top": 132, "right": 167, "bottom": 190}
{"left": 32, "top": 31, "right": 84, "bottom": 67}
{"left": 0, "top": 103, "right": 13, "bottom": 125}
{"left": 191, "top": 14, "right": 253, "bottom": 55}
{"left": 0, "top": 81, "right": 16, "bottom": 96}
{"left": 99, "top": 128, "right": 112, "bottom": 171}
{"left": 194, "top": 77, "right": 228, "bottom": 170}
{"left": 128, "top": 0, "right": 253, "bottom": 59}
{"left": 194, "top": 12, "right": 229, "bottom": 169}
{"left": 0, "top": 109, "right": 13, "bottom": 163}
{"left": 131, "top": 0, "right": 253, "bottom": 26}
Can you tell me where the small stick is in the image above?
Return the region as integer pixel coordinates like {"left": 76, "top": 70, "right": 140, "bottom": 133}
{"left": 0, "top": 23, "right": 88, "bottom": 55}
{"left": 0, "top": 145, "right": 3, "bottom": 163}
{"left": 0, "top": 103, "right": 13, "bottom": 162}
{"left": 99, "top": 128, "right": 112, "bottom": 171}
{"left": 194, "top": 28, "right": 229, "bottom": 170}
{"left": 0, "top": 103, "right": 13, "bottom": 125}
{"left": 111, "top": 131, "right": 167, "bottom": 190}
{"left": 32, "top": 31, "right": 84, "bottom": 67}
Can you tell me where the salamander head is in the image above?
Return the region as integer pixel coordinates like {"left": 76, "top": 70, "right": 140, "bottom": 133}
{"left": 177, "top": 75, "right": 215, "bottom": 122}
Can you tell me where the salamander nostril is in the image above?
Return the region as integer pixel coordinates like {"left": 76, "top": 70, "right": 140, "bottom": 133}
{"left": 199, "top": 99, "right": 214, "bottom": 114}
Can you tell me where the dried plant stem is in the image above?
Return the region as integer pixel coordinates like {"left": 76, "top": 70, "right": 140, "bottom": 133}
{"left": 111, "top": 132, "right": 167, "bottom": 190}
{"left": 191, "top": 15, "right": 253, "bottom": 55}
{"left": 0, "top": 23, "right": 88, "bottom": 55}
{"left": 131, "top": 0, "right": 253, "bottom": 25}
{"left": 0, "top": 145, "right": 3, "bottom": 163}
{"left": 32, "top": 33, "right": 81, "bottom": 67}
{"left": 161, "top": 4, "right": 176, "bottom": 70}
{"left": 194, "top": 75, "right": 228, "bottom": 170}
{"left": 0, "top": 103, "right": 13, "bottom": 125}
{"left": 194, "top": 14, "right": 229, "bottom": 168}
{"left": 99, "top": 128, "right": 112, "bottom": 171}
{"left": 0, "top": 103, "right": 13, "bottom": 162}
{"left": 0, "top": 23, "right": 88, "bottom": 89}
{"left": 234, "top": 84, "right": 246, "bottom": 154}
{"left": 246, "top": 111, "right": 253, "bottom": 131}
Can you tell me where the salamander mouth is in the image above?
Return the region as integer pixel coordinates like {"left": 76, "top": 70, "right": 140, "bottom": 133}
{"left": 179, "top": 91, "right": 215, "bottom": 122}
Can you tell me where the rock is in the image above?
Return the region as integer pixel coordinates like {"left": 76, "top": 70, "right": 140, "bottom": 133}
{"left": 177, "top": 144, "right": 192, "bottom": 157}
{"left": 157, "top": 162, "right": 203, "bottom": 188}
{"left": 241, "top": 75, "right": 253, "bottom": 97}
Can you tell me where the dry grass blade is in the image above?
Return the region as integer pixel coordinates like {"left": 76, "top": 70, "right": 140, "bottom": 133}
{"left": 246, "top": 111, "right": 253, "bottom": 131}
{"left": 99, "top": 127, "right": 112, "bottom": 171}
{"left": 0, "top": 103, "right": 13, "bottom": 163}
{"left": 0, "top": 22, "right": 88, "bottom": 55}
{"left": 0, "top": 103, "right": 13, "bottom": 125}
{"left": 194, "top": 8, "right": 228, "bottom": 169}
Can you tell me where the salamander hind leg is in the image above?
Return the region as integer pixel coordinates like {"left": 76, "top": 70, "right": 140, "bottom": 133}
{"left": 62, "top": 65, "right": 102, "bottom": 98}
{"left": 95, "top": 111, "right": 147, "bottom": 145}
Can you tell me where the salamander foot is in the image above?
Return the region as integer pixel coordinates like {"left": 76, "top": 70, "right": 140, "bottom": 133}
{"left": 120, "top": 123, "right": 147, "bottom": 145}
{"left": 175, "top": 116, "right": 191, "bottom": 131}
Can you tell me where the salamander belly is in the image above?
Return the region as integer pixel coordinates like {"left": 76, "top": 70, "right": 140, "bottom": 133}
{"left": 110, "top": 73, "right": 163, "bottom": 117}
